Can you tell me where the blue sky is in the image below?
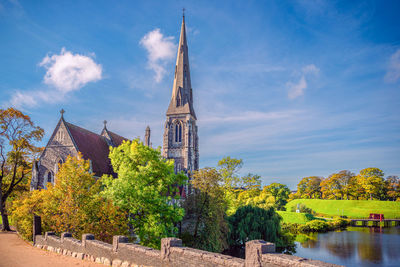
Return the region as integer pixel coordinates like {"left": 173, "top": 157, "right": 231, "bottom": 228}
{"left": 1, "top": 0, "right": 399, "bottom": 189}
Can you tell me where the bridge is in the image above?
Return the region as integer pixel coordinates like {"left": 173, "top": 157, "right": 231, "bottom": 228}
{"left": 350, "top": 219, "right": 400, "bottom": 227}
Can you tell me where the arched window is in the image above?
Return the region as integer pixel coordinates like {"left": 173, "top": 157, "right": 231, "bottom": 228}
{"left": 175, "top": 122, "right": 182, "bottom": 143}
{"left": 47, "top": 172, "right": 52, "bottom": 183}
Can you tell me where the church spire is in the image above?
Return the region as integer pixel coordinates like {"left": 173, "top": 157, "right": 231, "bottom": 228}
{"left": 166, "top": 14, "right": 196, "bottom": 119}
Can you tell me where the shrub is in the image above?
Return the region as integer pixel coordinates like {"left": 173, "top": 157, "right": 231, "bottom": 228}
{"left": 10, "top": 154, "right": 128, "bottom": 243}
{"left": 290, "top": 203, "right": 315, "bottom": 215}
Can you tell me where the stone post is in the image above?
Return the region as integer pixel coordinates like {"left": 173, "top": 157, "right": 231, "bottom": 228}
{"left": 113, "top": 235, "right": 129, "bottom": 252}
{"left": 161, "top": 237, "right": 182, "bottom": 261}
{"left": 45, "top": 231, "right": 55, "bottom": 240}
{"left": 82, "top": 234, "right": 95, "bottom": 248}
{"left": 61, "top": 232, "right": 72, "bottom": 243}
{"left": 32, "top": 215, "right": 42, "bottom": 244}
{"left": 245, "top": 240, "right": 275, "bottom": 267}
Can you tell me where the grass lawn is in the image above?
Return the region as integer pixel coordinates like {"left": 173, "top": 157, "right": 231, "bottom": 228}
{"left": 277, "top": 211, "right": 317, "bottom": 224}
{"left": 286, "top": 199, "right": 400, "bottom": 219}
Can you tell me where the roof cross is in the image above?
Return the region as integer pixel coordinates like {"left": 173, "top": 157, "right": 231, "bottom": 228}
{"left": 60, "top": 109, "right": 65, "bottom": 118}
{"left": 103, "top": 120, "right": 107, "bottom": 128}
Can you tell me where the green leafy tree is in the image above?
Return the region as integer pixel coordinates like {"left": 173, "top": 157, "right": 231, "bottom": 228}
{"left": 217, "top": 156, "right": 243, "bottom": 189}
{"left": 263, "top": 183, "right": 291, "bottom": 210}
{"left": 357, "top": 168, "right": 385, "bottom": 200}
{"left": 1, "top": 108, "right": 44, "bottom": 231}
{"left": 102, "top": 139, "right": 186, "bottom": 248}
{"left": 296, "top": 176, "right": 322, "bottom": 199}
{"left": 228, "top": 205, "right": 289, "bottom": 249}
{"left": 385, "top": 176, "right": 399, "bottom": 201}
{"left": 241, "top": 173, "right": 261, "bottom": 190}
{"left": 182, "top": 167, "right": 228, "bottom": 252}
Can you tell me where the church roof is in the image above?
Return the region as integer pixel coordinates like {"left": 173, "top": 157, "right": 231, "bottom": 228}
{"left": 64, "top": 121, "right": 127, "bottom": 177}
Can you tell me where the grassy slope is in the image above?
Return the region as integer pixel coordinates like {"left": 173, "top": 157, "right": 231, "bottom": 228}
{"left": 277, "top": 211, "right": 316, "bottom": 224}
{"left": 286, "top": 199, "right": 400, "bottom": 219}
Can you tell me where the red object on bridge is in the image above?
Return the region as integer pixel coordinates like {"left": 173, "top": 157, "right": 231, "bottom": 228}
{"left": 369, "top": 213, "right": 384, "bottom": 221}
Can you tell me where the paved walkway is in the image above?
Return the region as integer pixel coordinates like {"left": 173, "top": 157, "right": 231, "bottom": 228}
{"left": 0, "top": 231, "right": 102, "bottom": 267}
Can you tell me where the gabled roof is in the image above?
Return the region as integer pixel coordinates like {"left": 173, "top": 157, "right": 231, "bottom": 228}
{"left": 64, "top": 122, "right": 114, "bottom": 177}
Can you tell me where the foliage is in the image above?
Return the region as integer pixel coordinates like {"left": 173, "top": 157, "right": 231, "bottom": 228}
{"left": 386, "top": 176, "right": 400, "bottom": 201}
{"left": 297, "top": 218, "right": 350, "bottom": 233}
{"left": 1, "top": 107, "right": 44, "bottom": 231}
{"left": 290, "top": 203, "right": 315, "bottom": 214}
{"left": 356, "top": 168, "right": 385, "bottom": 200}
{"left": 286, "top": 199, "right": 400, "bottom": 219}
{"left": 10, "top": 154, "right": 128, "bottom": 242}
{"left": 297, "top": 220, "right": 332, "bottom": 232}
{"left": 263, "top": 183, "right": 291, "bottom": 210}
{"left": 217, "top": 156, "right": 243, "bottom": 190}
{"left": 294, "top": 176, "right": 322, "bottom": 199}
{"left": 320, "top": 170, "right": 355, "bottom": 200}
{"left": 227, "top": 205, "right": 291, "bottom": 248}
{"left": 101, "top": 139, "right": 186, "bottom": 249}
{"left": 182, "top": 168, "right": 229, "bottom": 252}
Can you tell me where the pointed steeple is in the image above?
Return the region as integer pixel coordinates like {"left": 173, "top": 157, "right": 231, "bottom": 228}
{"left": 166, "top": 14, "right": 196, "bottom": 119}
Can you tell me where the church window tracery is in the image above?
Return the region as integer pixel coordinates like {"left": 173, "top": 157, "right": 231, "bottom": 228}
{"left": 174, "top": 122, "right": 182, "bottom": 143}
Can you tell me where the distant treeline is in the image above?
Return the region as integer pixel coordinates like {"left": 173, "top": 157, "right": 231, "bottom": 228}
{"left": 290, "top": 168, "right": 399, "bottom": 201}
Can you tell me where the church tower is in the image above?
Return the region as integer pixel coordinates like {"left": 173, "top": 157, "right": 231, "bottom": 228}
{"left": 163, "top": 14, "right": 199, "bottom": 182}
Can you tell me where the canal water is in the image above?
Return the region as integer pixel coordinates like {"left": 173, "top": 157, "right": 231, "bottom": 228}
{"left": 294, "top": 226, "right": 400, "bottom": 267}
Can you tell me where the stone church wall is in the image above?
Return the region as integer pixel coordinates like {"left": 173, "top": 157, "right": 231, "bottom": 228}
{"left": 36, "top": 122, "right": 77, "bottom": 188}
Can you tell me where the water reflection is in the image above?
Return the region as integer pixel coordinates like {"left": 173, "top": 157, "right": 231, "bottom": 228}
{"left": 295, "top": 227, "right": 400, "bottom": 267}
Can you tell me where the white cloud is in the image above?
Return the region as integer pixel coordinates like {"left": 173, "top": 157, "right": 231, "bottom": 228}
{"left": 7, "top": 48, "right": 102, "bottom": 109}
{"left": 140, "top": 29, "right": 176, "bottom": 83}
{"left": 287, "top": 76, "right": 307, "bottom": 99}
{"left": 384, "top": 49, "right": 400, "bottom": 83}
{"left": 302, "top": 64, "right": 320, "bottom": 75}
{"left": 8, "top": 89, "right": 64, "bottom": 109}
{"left": 287, "top": 64, "right": 320, "bottom": 99}
{"left": 39, "top": 48, "right": 102, "bottom": 92}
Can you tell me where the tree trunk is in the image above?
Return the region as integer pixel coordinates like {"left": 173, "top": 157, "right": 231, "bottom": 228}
{"left": 0, "top": 203, "right": 11, "bottom": 231}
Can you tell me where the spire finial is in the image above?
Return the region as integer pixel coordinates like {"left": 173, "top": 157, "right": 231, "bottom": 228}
{"left": 103, "top": 120, "right": 107, "bottom": 128}
{"left": 182, "top": 7, "right": 185, "bottom": 18}
{"left": 60, "top": 109, "right": 65, "bottom": 118}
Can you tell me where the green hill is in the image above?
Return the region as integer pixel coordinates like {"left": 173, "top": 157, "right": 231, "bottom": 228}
{"left": 277, "top": 211, "right": 317, "bottom": 224}
{"left": 286, "top": 199, "right": 400, "bottom": 219}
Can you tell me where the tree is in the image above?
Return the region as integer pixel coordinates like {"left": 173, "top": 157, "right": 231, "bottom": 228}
{"left": 357, "top": 168, "right": 385, "bottom": 200}
{"left": 102, "top": 139, "right": 186, "bottom": 248}
{"left": 10, "top": 154, "right": 128, "bottom": 243}
{"left": 296, "top": 176, "right": 322, "bottom": 199}
{"left": 263, "top": 183, "right": 291, "bottom": 210}
{"left": 241, "top": 173, "right": 261, "bottom": 190}
{"left": 385, "top": 176, "right": 400, "bottom": 201}
{"left": 1, "top": 108, "right": 44, "bottom": 231}
{"left": 321, "top": 171, "right": 355, "bottom": 200}
{"left": 182, "top": 167, "right": 229, "bottom": 252}
{"left": 217, "top": 156, "right": 243, "bottom": 189}
{"left": 227, "top": 205, "right": 288, "bottom": 249}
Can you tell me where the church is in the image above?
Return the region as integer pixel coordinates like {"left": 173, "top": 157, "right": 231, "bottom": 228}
{"left": 30, "top": 15, "right": 199, "bottom": 193}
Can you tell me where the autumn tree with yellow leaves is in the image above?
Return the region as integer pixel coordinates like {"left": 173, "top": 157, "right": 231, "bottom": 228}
{"left": 1, "top": 108, "right": 44, "bottom": 231}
